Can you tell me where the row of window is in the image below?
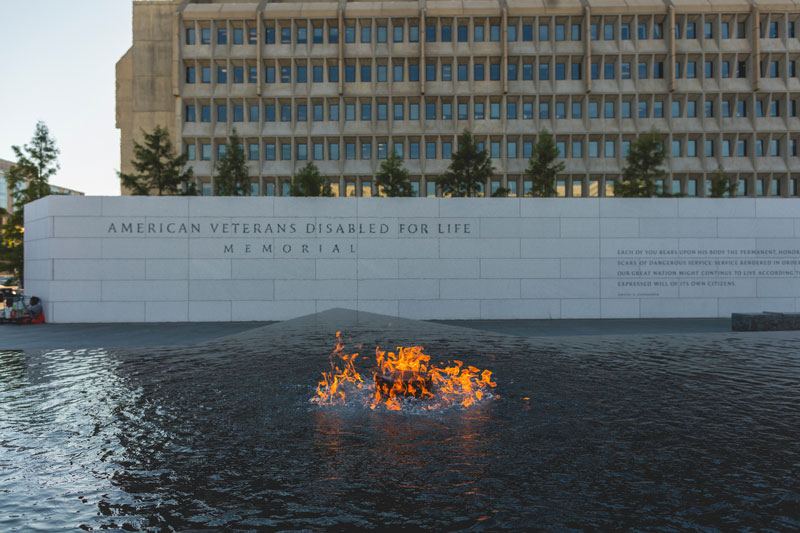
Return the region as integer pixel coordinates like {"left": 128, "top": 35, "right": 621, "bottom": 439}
{"left": 184, "top": 135, "right": 800, "bottom": 163}
{"left": 184, "top": 95, "right": 800, "bottom": 124}
{"left": 195, "top": 176, "right": 797, "bottom": 198}
{"left": 184, "top": 57, "right": 800, "bottom": 86}
{"left": 185, "top": 17, "right": 798, "bottom": 46}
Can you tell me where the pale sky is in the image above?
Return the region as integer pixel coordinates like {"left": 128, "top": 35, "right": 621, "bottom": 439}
{"left": 0, "top": 0, "right": 133, "bottom": 196}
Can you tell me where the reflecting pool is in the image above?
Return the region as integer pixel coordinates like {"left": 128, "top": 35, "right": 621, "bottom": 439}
{"left": 1, "top": 310, "right": 799, "bottom": 530}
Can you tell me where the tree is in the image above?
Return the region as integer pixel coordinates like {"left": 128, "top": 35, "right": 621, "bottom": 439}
{"left": 118, "top": 125, "right": 194, "bottom": 195}
{"left": 0, "top": 121, "right": 60, "bottom": 282}
{"left": 214, "top": 129, "right": 250, "bottom": 196}
{"left": 438, "top": 130, "right": 494, "bottom": 197}
{"left": 525, "top": 130, "right": 566, "bottom": 197}
{"left": 290, "top": 162, "right": 333, "bottom": 197}
{"left": 708, "top": 167, "right": 738, "bottom": 198}
{"left": 615, "top": 130, "right": 666, "bottom": 197}
{"left": 375, "top": 151, "right": 413, "bottom": 197}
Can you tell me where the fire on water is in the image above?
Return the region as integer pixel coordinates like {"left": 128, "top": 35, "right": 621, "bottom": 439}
{"left": 311, "top": 332, "right": 497, "bottom": 411}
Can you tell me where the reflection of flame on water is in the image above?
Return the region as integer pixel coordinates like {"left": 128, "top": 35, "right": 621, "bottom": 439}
{"left": 311, "top": 332, "right": 497, "bottom": 411}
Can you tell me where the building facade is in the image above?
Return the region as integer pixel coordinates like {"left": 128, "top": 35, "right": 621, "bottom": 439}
{"left": 117, "top": 0, "right": 800, "bottom": 198}
{"left": 0, "top": 158, "right": 84, "bottom": 216}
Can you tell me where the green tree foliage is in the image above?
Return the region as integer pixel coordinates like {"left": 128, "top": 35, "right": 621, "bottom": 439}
{"left": 616, "top": 130, "right": 667, "bottom": 198}
{"left": 438, "top": 130, "right": 494, "bottom": 197}
{"left": 290, "top": 162, "right": 333, "bottom": 197}
{"left": 118, "top": 125, "right": 194, "bottom": 195}
{"left": 491, "top": 186, "right": 510, "bottom": 197}
{"left": 525, "top": 130, "right": 566, "bottom": 197}
{"left": 214, "top": 129, "right": 250, "bottom": 196}
{"left": 708, "top": 167, "right": 738, "bottom": 198}
{"left": 375, "top": 151, "right": 413, "bottom": 197}
{"left": 0, "top": 121, "right": 59, "bottom": 282}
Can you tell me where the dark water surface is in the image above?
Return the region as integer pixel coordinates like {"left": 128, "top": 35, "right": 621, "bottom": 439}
{"left": 1, "top": 310, "right": 799, "bottom": 531}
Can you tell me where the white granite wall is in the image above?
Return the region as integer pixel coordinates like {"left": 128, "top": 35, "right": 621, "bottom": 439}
{"left": 24, "top": 196, "right": 800, "bottom": 322}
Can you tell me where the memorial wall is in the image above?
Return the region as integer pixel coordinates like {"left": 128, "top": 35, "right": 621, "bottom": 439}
{"left": 24, "top": 196, "right": 800, "bottom": 323}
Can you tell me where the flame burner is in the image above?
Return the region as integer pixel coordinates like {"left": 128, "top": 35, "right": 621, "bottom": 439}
{"left": 312, "top": 332, "right": 497, "bottom": 410}
{"left": 374, "top": 370, "right": 433, "bottom": 400}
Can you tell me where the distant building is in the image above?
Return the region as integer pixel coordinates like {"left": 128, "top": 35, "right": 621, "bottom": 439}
{"left": 0, "top": 157, "right": 84, "bottom": 216}
{"left": 117, "top": 0, "right": 800, "bottom": 197}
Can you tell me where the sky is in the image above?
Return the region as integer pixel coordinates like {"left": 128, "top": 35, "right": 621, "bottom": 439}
{"left": 0, "top": 0, "right": 133, "bottom": 196}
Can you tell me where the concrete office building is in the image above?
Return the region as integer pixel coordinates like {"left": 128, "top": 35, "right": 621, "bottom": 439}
{"left": 0, "top": 158, "right": 84, "bottom": 217}
{"left": 116, "top": 0, "right": 800, "bottom": 198}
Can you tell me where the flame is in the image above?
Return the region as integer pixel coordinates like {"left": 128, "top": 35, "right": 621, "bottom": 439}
{"left": 311, "top": 334, "right": 496, "bottom": 411}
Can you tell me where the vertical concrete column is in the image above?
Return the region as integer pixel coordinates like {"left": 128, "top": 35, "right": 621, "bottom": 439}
{"left": 173, "top": 11, "right": 182, "bottom": 150}
{"left": 338, "top": 9, "right": 344, "bottom": 95}
{"left": 502, "top": 7, "right": 508, "bottom": 94}
{"left": 257, "top": 7, "right": 263, "bottom": 97}
{"left": 668, "top": 5, "right": 676, "bottom": 92}
{"left": 421, "top": 8, "right": 426, "bottom": 94}
{"left": 752, "top": 6, "right": 761, "bottom": 91}
{"left": 584, "top": 6, "right": 592, "bottom": 93}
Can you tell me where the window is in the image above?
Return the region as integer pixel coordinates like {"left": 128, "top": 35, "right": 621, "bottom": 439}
{"left": 790, "top": 21, "right": 796, "bottom": 38}
{"left": 572, "top": 62, "right": 582, "bottom": 80}
{"left": 539, "top": 24, "right": 549, "bottom": 41}
{"left": 704, "top": 22, "right": 712, "bottom": 39}
{"left": 426, "top": 24, "right": 436, "bottom": 42}
{"left": 705, "top": 100, "right": 713, "bottom": 117}
{"left": 540, "top": 62, "right": 549, "bottom": 80}
{"left": 490, "top": 141, "right": 500, "bottom": 158}
{"left": 722, "top": 100, "right": 731, "bottom": 117}
{"left": 638, "top": 23, "right": 647, "bottom": 40}
{"left": 589, "top": 140, "right": 599, "bottom": 157}
{"left": 770, "top": 60, "right": 779, "bottom": 78}
{"left": 410, "top": 103, "right": 419, "bottom": 120}
{"left": 705, "top": 139, "right": 714, "bottom": 156}
{"left": 490, "top": 102, "right": 501, "bottom": 119}
{"left": 705, "top": 61, "right": 713, "bottom": 78}
{"left": 297, "top": 65, "right": 307, "bottom": 83}
{"left": 721, "top": 22, "right": 730, "bottom": 39}
{"left": 508, "top": 25, "right": 518, "bottom": 42}
{"left": 621, "top": 62, "right": 631, "bottom": 79}
{"left": 264, "top": 143, "right": 275, "bottom": 161}
{"left": 426, "top": 142, "right": 436, "bottom": 159}
{"left": 426, "top": 103, "right": 436, "bottom": 120}
{"left": 638, "top": 101, "right": 648, "bottom": 118}
{"left": 313, "top": 27, "right": 323, "bottom": 44}
{"left": 474, "top": 102, "right": 484, "bottom": 120}
{"left": 201, "top": 66, "right": 212, "bottom": 84}
{"left": 490, "top": 24, "right": 500, "bottom": 41}
{"left": 345, "top": 103, "right": 355, "bottom": 121}
{"left": 217, "top": 104, "right": 227, "bottom": 122}
{"left": 297, "top": 143, "right": 307, "bottom": 160}
{"left": 509, "top": 63, "right": 519, "bottom": 81}
{"left": 361, "top": 142, "right": 371, "bottom": 160}
{"left": 686, "top": 61, "right": 696, "bottom": 78}
{"left": 572, "top": 140, "right": 582, "bottom": 158}
{"left": 590, "top": 23, "right": 599, "bottom": 40}
{"left": 361, "top": 65, "right": 371, "bottom": 82}
{"left": 737, "top": 139, "right": 747, "bottom": 156}
{"left": 686, "top": 22, "right": 696, "bottom": 39}
{"left": 394, "top": 25, "right": 403, "bottom": 43}
{"left": 554, "top": 63, "right": 564, "bottom": 80}
{"left": 394, "top": 103, "right": 404, "bottom": 120}
{"left": 722, "top": 139, "right": 731, "bottom": 156}
{"left": 249, "top": 66, "right": 257, "bottom": 83}
{"left": 409, "top": 142, "right": 420, "bottom": 159}
{"left": 329, "top": 143, "right": 339, "bottom": 160}
{"left": 313, "top": 104, "right": 323, "bottom": 121}
{"left": 523, "top": 102, "right": 533, "bottom": 119}
{"left": 604, "top": 23, "right": 614, "bottom": 40}
{"left": 604, "top": 61, "right": 615, "bottom": 79}
{"left": 672, "top": 140, "right": 681, "bottom": 157}
{"left": 675, "top": 22, "right": 681, "bottom": 39}
{"left": 540, "top": 101, "right": 550, "bottom": 119}
{"left": 249, "top": 143, "right": 259, "bottom": 161}
{"left": 622, "top": 140, "right": 631, "bottom": 157}
{"left": 605, "top": 140, "right": 615, "bottom": 157}
{"left": 280, "top": 27, "right": 291, "bottom": 44}
{"left": 345, "top": 26, "right": 355, "bottom": 43}
{"left": 621, "top": 101, "right": 631, "bottom": 118}
{"left": 345, "top": 143, "right": 355, "bottom": 160}
{"left": 201, "top": 143, "right": 211, "bottom": 160}
{"left": 604, "top": 101, "right": 615, "bottom": 118}
{"left": 621, "top": 23, "right": 630, "bottom": 40}
{"left": 410, "top": 25, "right": 419, "bottom": 42}
{"left": 345, "top": 65, "right": 355, "bottom": 82}
{"left": 737, "top": 100, "right": 746, "bottom": 117}
{"left": 329, "top": 65, "right": 339, "bottom": 82}
{"left": 185, "top": 104, "right": 195, "bottom": 121}
{"left": 361, "top": 25, "right": 371, "bottom": 43}
{"left": 186, "top": 27, "right": 196, "bottom": 45}
{"left": 672, "top": 101, "right": 680, "bottom": 117}
{"left": 721, "top": 61, "right": 730, "bottom": 78}
{"left": 490, "top": 63, "right": 500, "bottom": 80}
{"left": 329, "top": 27, "right": 339, "bottom": 44}
{"left": 265, "top": 66, "right": 275, "bottom": 83}
{"left": 186, "top": 144, "right": 196, "bottom": 160}
{"left": 280, "top": 104, "right": 291, "bottom": 122}
{"left": 687, "top": 100, "right": 696, "bottom": 117}
{"left": 217, "top": 66, "right": 228, "bottom": 83}
{"left": 265, "top": 27, "right": 275, "bottom": 44}
{"left": 233, "top": 105, "right": 243, "bottom": 122}
{"left": 442, "top": 142, "right": 452, "bottom": 159}
{"left": 297, "top": 27, "right": 307, "bottom": 44}
{"left": 264, "top": 104, "right": 275, "bottom": 122}
{"left": 281, "top": 66, "right": 291, "bottom": 83}
{"left": 280, "top": 143, "right": 290, "bottom": 160}
{"left": 770, "top": 100, "right": 779, "bottom": 117}
{"left": 361, "top": 103, "right": 371, "bottom": 121}
{"left": 377, "top": 25, "right": 387, "bottom": 43}
{"left": 457, "top": 25, "right": 468, "bottom": 42}
{"left": 442, "top": 24, "right": 452, "bottom": 42}
{"left": 186, "top": 66, "right": 195, "bottom": 83}
{"left": 201, "top": 27, "right": 211, "bottom": 44}
{"left": 770, "top": 21, "right": 779, "bottom": 38}
{"left": 737, "top": 61, "right": 747, "bottom": 78}
{"left": 442, "top": 64, "right": 452, "bottom": 81}
{"left": 555, "top": 24, "right": 565, "bottom": 41}
{"left": 770, "top": 139, "right": 779, "bottom": 156}
{"left": 313, "top": 65, "right": 323, "bottom": 82}
{"left": 218, "top": 27, "right": 227, "bottom": 45}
